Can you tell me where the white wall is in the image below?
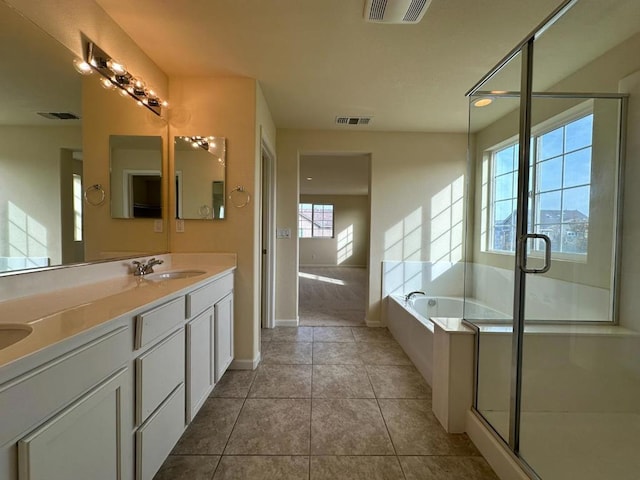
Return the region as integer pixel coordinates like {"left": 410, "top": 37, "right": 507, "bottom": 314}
{"left": 0, "top": 125, "right": 82, "bottom": 267}
{"left": 276, "top": 129, "right": 468, "bottom": 326}
{"left": 299, "top": 194, "right": 369, "bottom": 267}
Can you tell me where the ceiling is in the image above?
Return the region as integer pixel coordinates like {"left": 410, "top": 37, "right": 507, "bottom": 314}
{"left": 94, "top": 0, "right": 573, "bottom": 133}
{"left": 300, "top": 155, "right": 370, "bottom": 196}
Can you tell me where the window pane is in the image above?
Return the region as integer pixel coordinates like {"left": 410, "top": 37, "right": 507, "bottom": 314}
{"left": 565, "top": 114, "right": 593, "bottom": 152}
{"left": 538, "top": 190, "right": 561, "bottom": 212}
{"left": 495, "top": 147, "right": 515, "bottom": 175}
{"left": 535, "top": 223, "right": 561, "bottom": 252}
{"left": 73, "top": 174, "right": 83, "bottom": 242}
{"left": 495, "top": 173, "right": 514, "bottom": 201}
{"left": 561, "top": 223, "right": 588, "bottom": 254}
{"left": 563, "top": 186, "right": 590, "bottom": 219}
{"left": 537, "top": 157, "right": 562, "bottom": 192}
{"left": 563, "top": 147, "right": 591, "bottom": 188}
{"left": 538, "top": 127, "right": 563, "bottom": 160}
{"left": 494, "top": 200, "right": 514, "bottom": 223}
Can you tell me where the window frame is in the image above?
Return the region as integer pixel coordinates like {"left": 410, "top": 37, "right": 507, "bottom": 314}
{"left": 298, "top": 202, "right": 335, "bottom": 239}
{"left": 484, "top": 102, "right": 594, "bottom": 262}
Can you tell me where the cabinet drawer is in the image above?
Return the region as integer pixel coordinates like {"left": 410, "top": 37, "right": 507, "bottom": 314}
{"left": 186, "top": 273, "right": 233, "bottom": 318}
{"left": 135, "top": 329, "right": 185, "bottom": 426}
{"left": 135, "top": 296, "right": 185, "bottom": 350}
{"left": 136, "top": 383, "right": 186, "bottom": 480}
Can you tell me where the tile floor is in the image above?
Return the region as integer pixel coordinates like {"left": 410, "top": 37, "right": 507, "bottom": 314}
{"left": 154, "top": 326, "right": 499, "bottom": 480}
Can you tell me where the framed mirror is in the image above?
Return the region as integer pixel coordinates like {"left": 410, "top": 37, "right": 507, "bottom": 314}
{"left": 110, "top": 135, "right": 163, "bottom": 219}
{"left": 0, "top": 1, "right": 168, "bottom": 275}
{"left": 174, "top": 136, "right": 226, "bottom": 220}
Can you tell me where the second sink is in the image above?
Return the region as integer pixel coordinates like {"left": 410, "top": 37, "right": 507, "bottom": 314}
{"left": 0, "top": 324, "right": 33, "bottom": 350}
{"left": 145, "top": 270, "right": 206, "bottom": 281}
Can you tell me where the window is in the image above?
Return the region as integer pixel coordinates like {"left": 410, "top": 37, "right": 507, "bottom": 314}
{"left": 298, "top": 203, "right": 334, "bottom": 238}
{"left": 73, "top": 173, "right": 83, "bottom": 242}
{"left": 488, "top": 112, "right": 593, "bottom": 257}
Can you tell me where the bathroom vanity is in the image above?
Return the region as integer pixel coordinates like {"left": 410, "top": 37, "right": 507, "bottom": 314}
{"left": 0, "top": 253, "right": 235, "bottom": 480}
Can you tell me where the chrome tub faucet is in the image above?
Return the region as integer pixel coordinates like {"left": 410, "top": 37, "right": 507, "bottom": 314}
{"left": 404, "top": 290, "right": 425, "bottom": 302}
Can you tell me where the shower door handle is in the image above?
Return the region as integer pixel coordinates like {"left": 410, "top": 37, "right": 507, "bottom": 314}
{"left": 518, "top": 233, "right": 551, "bottom": 274}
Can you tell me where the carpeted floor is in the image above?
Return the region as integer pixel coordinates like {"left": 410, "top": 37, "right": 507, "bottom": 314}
{"left": 298, "top": 267, "right": 367, "bottom": 326}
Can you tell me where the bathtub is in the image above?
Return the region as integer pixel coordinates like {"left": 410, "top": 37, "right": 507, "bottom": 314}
{"left": 386, "top": 295, "right": 506, "bottom": 388}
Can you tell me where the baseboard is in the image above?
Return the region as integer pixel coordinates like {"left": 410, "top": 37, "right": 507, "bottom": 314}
{"left": 365, "top": 318, "right": 384, "bottom": 327}
{"left": 230, "top": 353, "right": 261, "bottom": 370}
{"left": 466, "top": 410, "right": 531, "bottom": 480}
{"left": 275, "top": 318, "right": 299, "bottom": 327}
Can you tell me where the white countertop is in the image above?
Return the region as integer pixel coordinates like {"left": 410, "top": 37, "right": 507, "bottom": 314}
{"left": 0, "top": 253, "right": 236, "bottom": 370}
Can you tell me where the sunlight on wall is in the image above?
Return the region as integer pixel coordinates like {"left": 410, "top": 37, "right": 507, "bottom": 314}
{"left": 337, "top": 224, "right": 354, "bottom": 264}
{"left": 430, "top": 176, "right": 464, "bottom": 280}
{"left": 383, "top": 207, "right": 423, "bottom": 295}
{"left": 5, "top": 201, "right": 49, "bottom": 270}
{"left": 299, "top": 271, "right": 346, "bottom": 286}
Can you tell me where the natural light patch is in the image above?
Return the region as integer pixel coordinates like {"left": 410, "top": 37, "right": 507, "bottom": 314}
{"left": 337, "top": 225, "right": 354, "bottom": 264}
{"left": 383, "top": 207, "right": 423, "bottom": 294}
{"left": 7, "top": 201, "right": 48, "bottom": 269}
{"left": 299, "top": 272, "right": 346, "bottom": 286}
{"left": 430, "top": 176, "right": 464, "bottom": 281}
{"left": 383, "top": 261, "right": 423, "bottom": 296}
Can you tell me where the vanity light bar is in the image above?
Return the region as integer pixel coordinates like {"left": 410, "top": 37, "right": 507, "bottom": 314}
{"left": 81, "top": 41, "right": 168, "bottom": 117}
{"left": 178, "top": 135, "right": 217, "bottom": 151}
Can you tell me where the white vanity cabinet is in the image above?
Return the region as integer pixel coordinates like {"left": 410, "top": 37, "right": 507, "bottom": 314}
{"left": 185, "top": 272, "right": 234, "bottom": 420}
{"left": 133, "top": 298, "right": 186, "bottom": 480}
{"left": 0, "top": 325, "right": 131, "bottom": 480}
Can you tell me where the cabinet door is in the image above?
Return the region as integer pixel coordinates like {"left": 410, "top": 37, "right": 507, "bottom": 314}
{"left": 186, "top": 307, "right": 213, "bottom": 422}
{"left": 18, "top": 367, "right": 128, "bottom": 480}
{"left": 214, "top": 293, "right": 234, "bottom": 382}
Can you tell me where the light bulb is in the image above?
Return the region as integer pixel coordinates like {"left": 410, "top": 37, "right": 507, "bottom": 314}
{"left": 192, "top": 142, "right": 199, "bottom": 148}
{"left": 107, "top": 59, "right": 127, "bottom": 75}
{"left": 119, "top": 88, "right": 129, "bottom": 97}
{"left": 100, "top": 77, "right": 115, "bottom": 90}
{"left": 72, "top": 58, "right": 93, "bottom": 75}
{"left": 161, "top": 100, "right": 169, "bottom": 108}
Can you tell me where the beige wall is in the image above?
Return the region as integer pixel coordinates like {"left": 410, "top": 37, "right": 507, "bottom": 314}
{"left": 0, "top": 125, "right": 82, "bottom": 266}
{"left": 82, "top": 76, "right": 168, "bottom": 260}
{"left": 299, "top": 194, "right": 369, "bottom": 267}
{"left": 168, "top": 76, "right": 275, "bottom": 366}
{"left": 276, "top": 129, "right": 468, "bottom": 325}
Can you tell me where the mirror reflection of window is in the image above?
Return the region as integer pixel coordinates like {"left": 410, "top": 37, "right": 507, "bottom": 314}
{"left": 174, "top": 136, "right": 226, "bottom": 220}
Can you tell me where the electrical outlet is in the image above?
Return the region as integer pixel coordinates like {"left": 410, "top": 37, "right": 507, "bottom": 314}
{"left": 276, "top": 228, "right": 291, "bottom": 239}
{"left": 153, "top": 219, "right": 163, "bottom": 233}
{"left": 176, "top": 219, "right": 185, "bottom": 233}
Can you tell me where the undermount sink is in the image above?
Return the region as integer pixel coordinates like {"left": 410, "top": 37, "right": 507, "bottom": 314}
{"left": 0, "top": 324, "right": 33, "bottom": 350}
{"left": 145, "top": 270, "right": 206, "bottom": 281}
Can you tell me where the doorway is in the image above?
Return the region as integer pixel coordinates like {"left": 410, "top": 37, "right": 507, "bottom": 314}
{"left": 297, "top": 154, "right": 371, "bottom": 327}
{"left": 260, "top": 140, "right": 276, "bottom": 329}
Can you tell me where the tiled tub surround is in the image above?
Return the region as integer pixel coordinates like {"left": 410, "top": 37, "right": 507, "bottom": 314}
{"left": 0, "top": 253, "right": 236, "bottom": 480}
{"left": 154, "top": 326, "right": 499, "bottom": 480}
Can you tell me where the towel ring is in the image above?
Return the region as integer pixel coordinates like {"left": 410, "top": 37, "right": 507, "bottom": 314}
{"left": 229, "top": 185, "right": 250, "bottom": 208}
{"left": 84, "top": 184, "right": 106, "bottom": 206}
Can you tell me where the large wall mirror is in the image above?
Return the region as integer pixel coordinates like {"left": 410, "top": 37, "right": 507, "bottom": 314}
{"left": 0, "top": 1, "right": 168, "bottom": 275}
{"left": 175, "top": 136, "right": 226, "bottom": 220}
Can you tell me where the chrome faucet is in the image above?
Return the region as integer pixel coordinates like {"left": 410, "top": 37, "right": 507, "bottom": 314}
{"left": 132, "top": 258, "right": 164, "bottom": 276}
{"left": 405, "top": 290, "right": 425, "bottom": 302}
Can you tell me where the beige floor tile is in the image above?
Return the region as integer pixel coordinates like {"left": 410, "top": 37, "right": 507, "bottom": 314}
{"left": 310, "top": 456, "right": 404, "bottom": 480}
{"left": 211, "top": 369, "right": 257, "bottom": 398}
{"left": 172, "top": 398, "right": 243, "bottom": 455}
{"left": 249, "top": 364, "right": 312, "bottom": 398}
{"left": 153, "top": 455, "right": 220, "bottom": 480}
{"left": 213, "top": 456, "right": 309, "bottom": 480}
{"left": 311, "top": 398, "right": 394, "bottom": 455}
{"left": 351, "top": 327, "right": 395, "bottom": 342}
{"left": 400, "top": 456, "right": 499, "bottom": 480}
{"left": 312, "top": 342, "right": 363, "bottom": 365}
{"left": 356, "top": 342, "right": 412, "bottom": 365}
{"left": 366, "top": 365, "right": 431, "bottom": 398}
{"left": 225, "top": 399, "right": 311, "bottom": 455}
{"left": 271, "top": 326, "right": 314, "bottom": 342}
{"left": 379, "top": 399, "right": 479, "bottom": 455}
{"left": 312, "top": 365, "right": 374, "bottom": 398}
{"left": 262, "top": 342, "right": 313, "bottom": 364}
{"left": 313, "top": 326, "right": 355, "bottom": 342}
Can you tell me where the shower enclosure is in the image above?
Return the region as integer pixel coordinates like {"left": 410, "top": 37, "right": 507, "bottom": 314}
{"left": 464, "top": 0, "right": 640, "bottom": 478}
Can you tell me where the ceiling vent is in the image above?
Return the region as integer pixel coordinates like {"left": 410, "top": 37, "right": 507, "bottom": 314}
{"left": 336, "top": 116, "right": 373, "bottom": 126}
{"left": 364, "top": 0, "right": 432, "bottom": 24}
{"left": 37, "top": 112, "right": 81, "bottom": 120}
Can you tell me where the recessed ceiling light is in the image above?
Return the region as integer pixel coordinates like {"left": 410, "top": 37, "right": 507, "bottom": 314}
{"left": 472, "top": 98, "right": 493, "bottom": 108}
{"left": 306, "top": 177, "right": 313, "bottom": 181}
